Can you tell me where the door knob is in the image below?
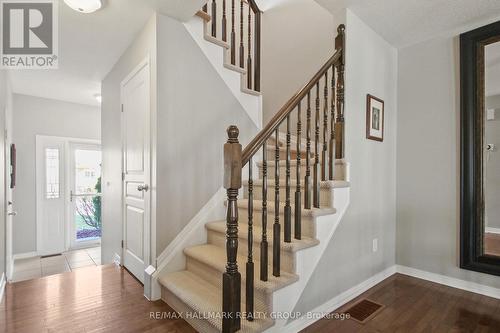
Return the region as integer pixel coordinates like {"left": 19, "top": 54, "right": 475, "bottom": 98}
{"left": 8, "top": 211, "right": 17, "bottom": 216}
{"left": 137, "top": 184, "right": 149, "bottom": 192}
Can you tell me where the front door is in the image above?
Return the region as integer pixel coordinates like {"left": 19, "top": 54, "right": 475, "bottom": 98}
{"left": 36, "top": 136, "right": 66, "bottom": 256}
{"left": 69, "top": 144, "right": 102, "bottom": 249}
{"left": 121, "top": 59, "right": 151, "bottom": 283}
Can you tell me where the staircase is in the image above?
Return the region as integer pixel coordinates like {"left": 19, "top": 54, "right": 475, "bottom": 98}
{"left": 183, "top": 2, "right": 262, "bottom": 128}
{"left": 157, "top": 1, "right": 349, "bottom": 332}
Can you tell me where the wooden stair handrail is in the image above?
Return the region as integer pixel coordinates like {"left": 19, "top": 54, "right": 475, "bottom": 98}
{"left": 222, "top": 24, "right": 345, "bottom": 333}
{"left": 242, "top": 47, "right": 343, "bottom": 165}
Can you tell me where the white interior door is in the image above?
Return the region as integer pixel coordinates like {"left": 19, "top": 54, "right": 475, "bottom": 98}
{"left": 5, "top": 119, "right": 14, "bottom": 280}
{"left": 121, "top": 59, "right": 151, "bottom": 283}
{"left": 69, "top": 143, "right": 102, "bottom": 250}
{"left": 36, "top": 136, "right": 66, "bottom": 256}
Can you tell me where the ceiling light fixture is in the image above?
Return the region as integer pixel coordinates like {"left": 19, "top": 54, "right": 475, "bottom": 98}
{"left": 64, "top": 0, "right": 102, "bottom": 14}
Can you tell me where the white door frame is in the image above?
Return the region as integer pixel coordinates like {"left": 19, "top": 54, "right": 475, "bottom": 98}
{"left": 68, "top": 142, "right": 102, "bottom": 250}
{"left": 4, "top": 107, "right": 13, "bottom": 280}
{"left": 36, "top": 135, "right": 101, "bottom": 255}
{"left": 120, "top": 56, "right": 152, "bottom": 280}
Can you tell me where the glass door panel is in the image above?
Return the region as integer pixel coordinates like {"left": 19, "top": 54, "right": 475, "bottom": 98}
{"left": 70, "top": 146, "right": 102, "bottom": 247}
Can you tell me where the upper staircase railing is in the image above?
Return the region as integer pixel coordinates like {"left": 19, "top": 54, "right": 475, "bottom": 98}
{"left": 222, "top": 23, "right": 345, "bottom": 333}
{"left": 202, "top": 0, "right": 261, "bottom": 92}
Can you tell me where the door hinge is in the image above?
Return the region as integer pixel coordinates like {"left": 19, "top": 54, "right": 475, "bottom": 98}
{"left": 121, "top": 104, "right": 124, "bottom": 112}
{"left": 122, "top": 172, "right": 125, "bottom": 181}
{"left": 121, "top": 240, "right": 124, "bottom": 248}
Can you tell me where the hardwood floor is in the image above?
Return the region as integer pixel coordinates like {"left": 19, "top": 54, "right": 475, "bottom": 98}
{"left": 3, "top": 267, "right": 500, "bottom": 333}
{"left": 302, "top": 273, "right": 500, "bottom": 333}
{"left": 485, "top": 232, "right": 500, "bottom": 257}
{"left": 0, "top": 264, "right": 195, "bottom": 333}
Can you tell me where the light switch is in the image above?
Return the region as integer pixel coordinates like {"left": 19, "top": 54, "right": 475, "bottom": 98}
{"left": 487, "top": 109, "right": 495, "bottom": 120}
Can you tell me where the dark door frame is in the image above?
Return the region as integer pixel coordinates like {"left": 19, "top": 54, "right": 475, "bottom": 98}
{"left": 460, "top": 20, "right": 500, "bottom": 276}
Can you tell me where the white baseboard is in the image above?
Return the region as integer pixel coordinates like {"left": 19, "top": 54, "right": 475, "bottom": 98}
{"left": 396, "top": 265, "right": 500, "bottom": 300}
{"left": 12, "top": 251, "right": 38, "bottom": 260}
{"left": 485, "top": 227, "right": 500, "bottom": 235}
{"left": 7, "top": 259, "right": 13, "bottom": 281}
{"left": 284, "top": 264, "right": 500, "bottom": 332}
{"left": 113, "top": 253, "right": 121, "bottom": 266}
{"left": 283, "top": 265, "right": 397, "bottom": 332}
{"left": 0, "top": 273, "right": 6, "bottom": 303}
{"left": 151, "top": 187, "right": 226, "bottom": 300}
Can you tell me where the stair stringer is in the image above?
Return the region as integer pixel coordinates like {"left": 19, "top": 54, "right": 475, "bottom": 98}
{"left": 183, "top": 16, "right": 262, "bottom": 129}
{"left": 151, "top": 188, "right": 227, "bottom": 300}
{"left": 265, "top": 185, "right": 351, "bottom": 332}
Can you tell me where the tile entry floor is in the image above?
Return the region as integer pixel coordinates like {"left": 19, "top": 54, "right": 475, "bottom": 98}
{"left": 12, "top": 246, "right": 101, "bottom": 282}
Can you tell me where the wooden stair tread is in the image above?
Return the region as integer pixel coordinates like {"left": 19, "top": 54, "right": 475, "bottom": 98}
{"left": 244, "top": 179, "right": 350, "bottom": 189}
{"left": 224, "top": 61, "right": 246, "bottom": 74}
{"left": 234, "top": 199, "right": 337, "bottom": 217}
{"left": 266, "top": 144, "right": 309, "bottom": 154}
{"left": 257, "top": 158, "right": 346, "bottom": 167}
{"left": 206, "top": 220, "right": 320, "bottom": 252}
{"left": 195, "top": 10, "right": 211, "bottom": 21}
{"left": 184, "top": 244, "right": 299, "bottom": 294}
{"left": 159, "top": 270, "right": 274, "bottom": 333}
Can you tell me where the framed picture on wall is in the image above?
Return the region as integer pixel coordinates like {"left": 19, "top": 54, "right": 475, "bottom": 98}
{"left": 366, "top": 94, "right": 385, "bottom": 142}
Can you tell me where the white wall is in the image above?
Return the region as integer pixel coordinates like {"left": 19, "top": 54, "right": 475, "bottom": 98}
{"left": 155, "top": 14, "right": 258, "bottom": 254}
{"left": 12, "top": 94, "right": 100, "bottom": 254}
{"left": 397, "top": 35, "right": 500, "bottom": 288}
{"left": 293, "top": 9, "right": 398, "bottom": 313}
{"left": 261, "top": 0, "right": 340, "bottom": 124}
{"left": 101, "top": 15, "right": 157, "bottom": 264}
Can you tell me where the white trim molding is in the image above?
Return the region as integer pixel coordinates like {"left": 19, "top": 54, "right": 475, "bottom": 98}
{"left": 282, "top": 264, "right": 500, "bottom": 332}
{"left": 12, "top": 252, "right": 38, "bottom": 260}
{"left": 396, "top": 265, "right": 500, "bottom": 300}
{"left": 113, "top": 253, "right": 121, "bottom": 266}
{"left": 485, "top": 227, "right": 500, "bottom": 235}
{"left": 0, "top": 273, "right": 6, "bottom": 303}
{"left": 282, "top": 266, "right": 397, "bottom": 332}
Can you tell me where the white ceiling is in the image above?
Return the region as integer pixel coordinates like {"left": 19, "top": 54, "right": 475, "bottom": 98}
{"left": 10, "top": 0, "right": 206, "bottom": 107}
{"left": 12, "top": 0, "right": 500, "bottom": 106}
{"left": 315, "top": 0, "right": 500, "bottom": 48}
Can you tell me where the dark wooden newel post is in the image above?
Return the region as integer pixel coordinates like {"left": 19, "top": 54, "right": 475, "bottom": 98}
{"left": 223, "top": 125, "right": 242, "bottom": 333}
{"left": 334, "top": 24, "right": 345, "bottom": 160}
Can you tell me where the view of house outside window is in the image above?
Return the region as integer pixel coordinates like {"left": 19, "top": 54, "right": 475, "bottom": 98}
{"left": 74, "top": 149, "right": 102, "bottom": 241}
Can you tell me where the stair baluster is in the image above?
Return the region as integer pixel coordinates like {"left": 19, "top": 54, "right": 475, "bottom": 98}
{"left": 322, "top": 72, "right": 328, "bottom": 181}
{"left": 273, "top": 128, "right": 281, "bottom": 277}
{"left": 239, "top": 0, "right": 244, "bottom": 68}
{"left": 329, "top": 64, "right": 336, "bottom": 180}
{"left": 246, "top": 158, "right": 254, "bottom": 321}
{"left": 313, "top": 82, "right": 320, "bottom": 208}
{"left": 304, "top": 92, "right": 312, "bottom": 209}
{"left": 200, "top": 0, "right": 261, "bottom": 92}
{"left": 295, "top": 102, "right": 302, "bottom": 240}
{"left": 284, "top": 115, "right": 292, "bottom": 243}
{"left": 222, "top": 126, "right": 242, "bottom": 333}
{"left": 247, "top": 5, "right": 252, "bottom": 89}
{"left": 335, "top": 25, "right": 346, "bottom": 160}
{"left": 260, "top": 141, "right": 268, "bottom": 281}
{"left": 231, "top": 0, "right": 236, "bottom": 65}
{"left": 222, "top": 0, "right": 227, "bottom": 42}
{"left": 211, "top": 0, "right": 217, "bottom": 38}
{"left": 252, "top": 1, "right": 261, "bottom": 92}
